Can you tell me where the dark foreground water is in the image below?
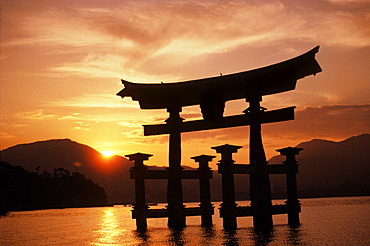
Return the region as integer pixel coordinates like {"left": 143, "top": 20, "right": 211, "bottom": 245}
{"left": 1, "top": 197, "right": 369, "bottom": 245}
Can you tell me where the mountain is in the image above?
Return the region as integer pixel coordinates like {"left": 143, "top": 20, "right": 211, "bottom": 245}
{"left": 269, "top": 134, "right": 370, "bottom": 186}
{"left": 269, "top": 134, "right": 370, "bottom": 197}
{"left": 1, "top": 134, "right": 369, "bottom": 204}
{"left": 0, "top": 139, "right": 133, "bottom": 204}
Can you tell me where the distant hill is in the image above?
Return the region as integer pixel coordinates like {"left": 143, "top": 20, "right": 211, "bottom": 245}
{"left": 0, "top": 139, "right": 133, "bottom": 204}
{"left": 269, "top": 134, "right": 370, "bottom": 186}
{"left": 1, "top": 134, "right": 369, "bottom": 203}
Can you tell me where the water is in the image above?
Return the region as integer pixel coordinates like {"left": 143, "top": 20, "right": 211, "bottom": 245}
{"left": 1, "top": 197, "right": 369, "bottom": 245}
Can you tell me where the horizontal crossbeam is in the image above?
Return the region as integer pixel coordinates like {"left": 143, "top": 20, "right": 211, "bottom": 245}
{"left": 130, "top": 169, "right": 213, "bottom": 179}
{"left": 235, "top": 204, "right": 292, "bottom": 217}
{"left": 130, "top": 163, "right": 297, "bottom": 180}
{"left": 144, "top": 106, "right": 295, "bottom": 136}
{"left": 219, "top": 204, "right": 299, "bottom": 218}
{"left": 132, "top": 207, "right": 214, "bottom": 218}
{"left": 219, "top": 164, "right": 298, "bottom": 174}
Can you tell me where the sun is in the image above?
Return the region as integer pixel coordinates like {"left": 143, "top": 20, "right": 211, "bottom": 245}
{"left": 101, "top": 151, "right": 115, "bottom": 157}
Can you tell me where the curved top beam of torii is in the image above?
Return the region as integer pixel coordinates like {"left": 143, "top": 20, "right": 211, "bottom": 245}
{"left": 117, "top": 46, "right": 321, "bottom": 110}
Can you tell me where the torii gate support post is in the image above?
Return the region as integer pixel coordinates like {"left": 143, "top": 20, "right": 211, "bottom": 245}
{"left": 126, "top": 152, "right": 153, "bottom": 231}
{"left": 246, "top": 96, "right": 273, "bottom": 230}
{"left": 191, "top": 154, "right": 215, "bottom": 227}
{"left": 166, "top": 106, "right": 186, "bottom": 229}
{"left": 212, "top": 144, "right": 242, "bottom": 230}
{"left": 276, "top": 147, "right": 303, "bottom": 227}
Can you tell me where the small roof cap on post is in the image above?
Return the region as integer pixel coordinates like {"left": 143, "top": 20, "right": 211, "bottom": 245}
{"left": 276, "top": 147, "right": 303, "bottom": 156}
{"left": 211, "top": 144, "right": 242, "bottom": 153}
{"left": 125, "top": 152, "right": 153, "bottom": 161}
{"left": 191, "top": 154, "right": 216, "bottom": 162}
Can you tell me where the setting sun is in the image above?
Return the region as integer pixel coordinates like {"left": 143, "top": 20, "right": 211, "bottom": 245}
{"left": 101, "top": 151, "right": 115, "bottom": 157}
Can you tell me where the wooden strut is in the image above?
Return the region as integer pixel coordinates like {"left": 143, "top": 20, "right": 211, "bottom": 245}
{"left": 212, "top": 144, "right": 303, "bottom": 229}
{"left": 248, "top": 98, "right": 273, "bottom": 229}
{"left": 166, "top": 107, "right": 186, "bottom": 229}
{"left": 127, "top": 151, "right": 215, "bottom": 230}
{"left": 127, "top": 147, "right": 303, "bottom": 230}
{"left": 144, "top": 106, "right": 295, "bottom": 136}
{"left": 212, "top": 144, "right": 241, "bottom": 229}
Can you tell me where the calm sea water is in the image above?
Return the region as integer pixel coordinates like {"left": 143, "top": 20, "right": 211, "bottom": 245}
{"left": 1, "top": 196, "right": 369, "bottom": 246}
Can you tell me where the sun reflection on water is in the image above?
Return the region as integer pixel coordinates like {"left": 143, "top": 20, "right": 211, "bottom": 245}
{"left": 1, "top": 198, "right": 369, "bottom": 245}
{"left": 91, "top": 208, "right": 124, "bottom": 246}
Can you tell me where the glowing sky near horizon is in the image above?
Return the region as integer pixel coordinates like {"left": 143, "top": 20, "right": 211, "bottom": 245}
{"left": 1, "top": 0, "right": 369, "bottom": 169}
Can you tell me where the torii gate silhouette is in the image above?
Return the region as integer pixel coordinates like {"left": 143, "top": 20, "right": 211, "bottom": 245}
{"left": 117, "top": 46, "right": 322, "bottom": 230}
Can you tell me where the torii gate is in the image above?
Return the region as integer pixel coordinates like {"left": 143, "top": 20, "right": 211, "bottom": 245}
{"left": 118, "top": 46, "right": 322, "bottom": 230}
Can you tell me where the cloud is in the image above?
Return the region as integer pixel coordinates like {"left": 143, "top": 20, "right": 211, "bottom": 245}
{"left": 51, "top": 93, "right": 139, "bottom": 108}
{"left": 326, "top": 0, "right": 370, "bottom": 5}
{"left": 3, "top": 0, "right": 369, "bottom": 82}
{"left": 73, "top": 122, "right": 90, "bottom": 131}
{"left": 57, "top": 113, "right": 81, "bottom": 121}
{"left": 318, "top": 11, "right": 370, "bottom": 48}
{"left": 16, "top": 109, "right": 55, "bottom": 121}
{"left": 0, "top": 132, "right": 15, "bottom": 139}
{"left": 262, "top": 104, "right": 370, "bottom": 142}
{"left": 52, "top": 54, "right": 128, "bottom": 79}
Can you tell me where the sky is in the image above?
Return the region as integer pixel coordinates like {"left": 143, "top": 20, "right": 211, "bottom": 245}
{"left": 1, "top": 0, "right": 369, "bottom": 169}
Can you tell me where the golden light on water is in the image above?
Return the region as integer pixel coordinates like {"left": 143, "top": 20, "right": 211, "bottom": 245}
{"left": 93, "top": 208, "right": 123, "bottom": 245}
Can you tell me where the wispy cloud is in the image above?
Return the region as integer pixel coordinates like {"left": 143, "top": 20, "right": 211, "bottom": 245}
{"left": 0, "top": 132, "right": 15, "bottom": 139}
{"left": 16, "top": 109, "right": 55, "bottom": 121}
{"left": 326, "top": 0, "right": 370, "bottom": 5}
{"left": 50, "top": 93, "right": 139, "bottom": 108}
{"left": 57, "top": 113, "right": 81, "bottom": 121}
{"left": 264, "top": 104, "right": 370, "bottom": 140}
{"left": 73, "top": 122, "right": 90, "bottom": 131}
{"left": 52, "top": 54, "right": 128, "bottom": 79}
{"left": 3, "top": 0, "right": 369, "bottom": 81}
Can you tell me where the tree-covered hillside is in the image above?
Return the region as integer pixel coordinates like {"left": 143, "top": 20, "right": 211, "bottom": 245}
{"left": 0, "top": 161, "right": 107, "bottom": 215}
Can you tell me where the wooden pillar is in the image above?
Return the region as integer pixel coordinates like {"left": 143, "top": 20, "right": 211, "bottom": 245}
{"left": 245, "top": 96, "right": 273, "bottom": 230}
{"left": 191, "top": 154, "right": 215, "bottom": 227}
{"left": 165, "top": 106, "right": 186, "bottom": 229}
{"left": 126, "top": 152, "right": 152, "bottom": 230}
{"left": 212, "top": 144, "right": 242, "bottom": 230}
{"left": 276, "top": 147, "right": 303, "bottom": 227}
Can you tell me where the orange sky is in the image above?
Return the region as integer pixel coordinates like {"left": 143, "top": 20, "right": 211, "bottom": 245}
{"left": 1, "top": 0, "right": 369, "bottom": 169}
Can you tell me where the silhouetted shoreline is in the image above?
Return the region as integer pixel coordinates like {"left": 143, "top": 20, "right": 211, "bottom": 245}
{"left": 0, "top": 162, "right": 108, "bottom": 216}
{"left": 3, "top": 194, "right": 370, "bottom": 218}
